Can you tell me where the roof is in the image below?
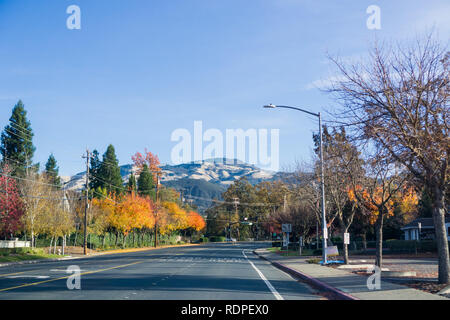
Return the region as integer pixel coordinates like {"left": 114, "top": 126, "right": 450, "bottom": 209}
{"left": 401, "top": 217, "right": 450, "bottom": 230}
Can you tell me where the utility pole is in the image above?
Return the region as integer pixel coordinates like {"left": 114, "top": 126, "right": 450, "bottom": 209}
{"left": 319, "top": 112, "right": 328, "bottom": 264}
{"left": 232, "top": 197, "right": 239, "bottom": 241}
{"left": 82, "top": 149, "right": 91, "bottom": 255}
{"left": 154, "top": 171, "right": 160, "bottom": 248}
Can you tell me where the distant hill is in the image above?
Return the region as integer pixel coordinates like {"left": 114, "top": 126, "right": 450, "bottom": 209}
{"left": 61, "top": 158, "right": 289, "bottom": 212}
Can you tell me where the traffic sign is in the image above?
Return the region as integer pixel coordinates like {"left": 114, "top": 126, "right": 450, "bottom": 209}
{"left": 282, "top": 224, "right": 292, "bottom": 233}
{"left": 344, "top": 233, "right": 350, "bottom": 244}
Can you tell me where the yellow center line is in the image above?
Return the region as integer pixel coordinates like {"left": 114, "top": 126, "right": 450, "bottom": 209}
{"left": 0, "top": 260, "right": 144, "bottom": 293}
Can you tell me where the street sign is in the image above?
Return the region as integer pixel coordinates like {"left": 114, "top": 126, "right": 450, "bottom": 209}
{"left": 344, "top": 233, "right": 350, "bottom": 245}
{"left": 282, "top": 224, "right": 292, "bottom": 233}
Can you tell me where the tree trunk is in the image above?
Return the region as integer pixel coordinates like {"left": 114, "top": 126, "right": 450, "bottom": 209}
{"left": 49, "top": 237, "right": 54, "bottom": 254}
{"left": 102, "top": 234, "right": 106, "bottom": 247}
{"left": 338, "top": 217, "right": 350, "bottom": 265}
{"left": 375, "top": 211, "right": 384, "bottom": 268}
{"left": 343, "top": 229, "right": 349, "bottom": 265}
{"left": 361, "top": 233, "right": 367, "bottom": 250}
{"left": 432, "top": 186, "right": 450, "bottom": 284}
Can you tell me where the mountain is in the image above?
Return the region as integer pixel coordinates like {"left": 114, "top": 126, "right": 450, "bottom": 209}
{"left": 60, "top": 158, "right": 287, "bottom": 212}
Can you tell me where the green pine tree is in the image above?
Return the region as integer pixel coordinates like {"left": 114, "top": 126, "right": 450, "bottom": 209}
{"left": 44, "top": 154, "right": 61, "bottom": 187}
{"left": 137, "top": 164, "right": 155, "bottom": 199}
{"left": 89, "top": 149, "right": 102, "bottom": 193}
{"left": 418, "top": 187, "right": 433, "bottom": 218}
{"left": 127, "top": 173, "right": 137, "bottom": 194}
{"left": 97, "top": 145, "right": 123, "bottom": 195}
{"left": 0, "top": 100, "right": 37, "bottom": 177}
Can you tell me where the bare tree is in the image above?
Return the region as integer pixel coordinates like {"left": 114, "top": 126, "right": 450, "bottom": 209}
{"left": 320, "top": 126, "right": 365, "bottom": 264}
{"left": 327, "top": 34, "right": 449, "bottom": 282}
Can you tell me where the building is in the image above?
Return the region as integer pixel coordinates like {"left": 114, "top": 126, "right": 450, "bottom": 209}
{"left": 401, "top": 217, "right": 450, "bottom": 241}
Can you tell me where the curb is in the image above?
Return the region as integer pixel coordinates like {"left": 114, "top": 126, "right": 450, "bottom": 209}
{"left": 253, "top": 250, "right": 359, "bottom": 301}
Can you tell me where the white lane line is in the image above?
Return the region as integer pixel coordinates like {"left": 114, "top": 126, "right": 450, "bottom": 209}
{"left": 7, "top": 275, "right": 50, "bottom": 279}
{"left": 242, "top": 250, "right": 284, "bottom": 300}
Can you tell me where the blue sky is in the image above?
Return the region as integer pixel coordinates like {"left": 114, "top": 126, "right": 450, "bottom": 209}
{"left": 0, "top": 0, "right": 449, "bottom": 176}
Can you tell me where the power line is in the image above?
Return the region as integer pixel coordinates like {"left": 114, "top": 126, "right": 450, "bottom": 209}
{"left": 182, "top": 194, "right": 281, "bottom": 207}
{"left": 0, "top": 172, "right": 63, "bottom": 188}
{"left": 0, "top": 188, "right": 81, "bottom": 201}
{"left": 8, "top": 121, "right": 33, "bottom": 138}
{"left": 3, "top": 128, "right": 32, "bottom": 142}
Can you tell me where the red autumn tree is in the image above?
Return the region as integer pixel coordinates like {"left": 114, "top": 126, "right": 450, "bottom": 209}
{"left": 0, "top": 164, "right": 24, "bottom": 238}
{"left": 132, "top": 149, "right": 160, "bottom": 174}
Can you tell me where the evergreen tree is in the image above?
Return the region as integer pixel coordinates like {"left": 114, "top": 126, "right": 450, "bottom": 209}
{"left": 418, "top": 187, "right": 433, "bottom": 218}
{"left": 89, "top": 149, "right": 102, "bottom": 193}
{"left": 44, "top": 154, "right": 61, "bottom": 187}
{"left": 137, "top": 164, "right": 155, "bottom": 198}
{"left": 0, "top": 100, "right": 36, "bottom": 177}
{"left": 127, "top": 173, "right": 137, "bottom": 194}
{"left": 97, "top": 145, "right": 123, "bottom": 195}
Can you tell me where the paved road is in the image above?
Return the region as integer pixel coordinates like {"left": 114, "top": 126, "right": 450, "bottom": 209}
{"left": 0, "top": 242, "right": 321, "bottom": 300}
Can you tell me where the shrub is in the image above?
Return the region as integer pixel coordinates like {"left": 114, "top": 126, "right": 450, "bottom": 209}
{"left": 198, "top": 237, "right": 209, "bottom": 243}
{"left": 307, "top": 258, "right": 321, "bottom": 264}
{"left": 272, "top": 241, "right": 282, "bottom": 247}
{"left": 209, "top": 236, "right": 226, "bottom": 242}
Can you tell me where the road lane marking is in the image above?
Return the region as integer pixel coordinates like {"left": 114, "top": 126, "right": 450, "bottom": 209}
{"left": 0, "top": 260, "right": 144, "bottom": 293}
{"left": 242, "top": 250, "right": 284, "bottom": 300}
{"left": 7, "top": 275, "right": 50, "bottom": 279}
{"left": 0, "top": 271, "right": 30, "bottom": 278}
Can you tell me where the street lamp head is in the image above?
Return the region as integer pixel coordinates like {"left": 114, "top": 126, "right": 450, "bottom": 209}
{"left": 263, "top": 104, "right": 276, "bottom": 109}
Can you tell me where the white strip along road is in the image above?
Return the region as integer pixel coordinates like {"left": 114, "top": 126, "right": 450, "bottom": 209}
{"left": 242, "top": 249, "right": 284, "bottom": 300}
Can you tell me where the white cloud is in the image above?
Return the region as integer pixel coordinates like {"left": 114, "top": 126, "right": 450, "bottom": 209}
{"left": 305, "top": 75, "right": 347, "bottom": 90}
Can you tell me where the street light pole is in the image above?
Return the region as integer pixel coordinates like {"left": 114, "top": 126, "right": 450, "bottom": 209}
{"left": 318, "top": 112, "right": 328, "bottom": 264}
{"left": 264, "top": 104, "right": 328, "bottom": 264}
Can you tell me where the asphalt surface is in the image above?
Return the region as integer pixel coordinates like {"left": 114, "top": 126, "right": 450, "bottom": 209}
{"left": 0, "top": 242, "right": 321, "bottom": 300}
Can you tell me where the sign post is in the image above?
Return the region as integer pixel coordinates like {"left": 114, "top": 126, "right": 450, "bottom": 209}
{"left": 282, "top": 224, "right": 292, "bottom": 252}
{"left": 299, "top": 236, "right": 303, "bottom": 256}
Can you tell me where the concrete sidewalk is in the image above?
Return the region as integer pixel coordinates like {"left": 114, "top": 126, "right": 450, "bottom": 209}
{"left": 254, "top": 248, "right": 448, "bottom": 300}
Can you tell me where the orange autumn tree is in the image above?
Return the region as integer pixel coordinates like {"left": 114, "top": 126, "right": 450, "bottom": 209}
{"left": 395, "top": 187, "right": 419, "bottom": 225}
{"left": 116, "top": 193, "right": 155, "bottom": 247}
{"left": 187, "top": 211, "right": 206, "bottom": 232}
{"left": 348, "top": 177, "right": 417, "bottom": 267}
